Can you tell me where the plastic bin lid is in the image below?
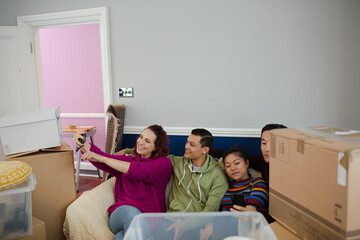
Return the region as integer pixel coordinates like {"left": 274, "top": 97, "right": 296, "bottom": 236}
{"left": 0, "top": 173, "right": 36, "bottom": 196}
{"left": 0, "top": 107, "right": 61, "bottom": 127}
{"left": 124, "top": 211, "right": 277, "bottom": 240}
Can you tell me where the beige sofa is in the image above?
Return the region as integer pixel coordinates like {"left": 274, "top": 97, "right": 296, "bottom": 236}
{"left": 62, "top": 164, "right": 261, "bottom": 240}
{"left": 63, "top": 178, "right": 116, "bottom": 240}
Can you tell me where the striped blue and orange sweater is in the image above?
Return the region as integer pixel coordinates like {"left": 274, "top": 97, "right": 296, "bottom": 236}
{"left": 220, "top": 176, "right": 269, "bottom": 211}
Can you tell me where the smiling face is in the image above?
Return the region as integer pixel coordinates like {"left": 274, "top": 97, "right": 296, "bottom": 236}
{"left": 261, "top": 130, "right": 271, "bottom": 163}
{"left": 224, "top": 153, "right": 249, "bottom": 181}
{"left": 136, "top": 128, "right": 156, "bottom": 158}
{"left": 184, "top": 134, "right": 208, "bottom": 161}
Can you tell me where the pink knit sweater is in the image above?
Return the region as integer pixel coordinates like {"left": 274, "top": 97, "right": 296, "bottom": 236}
{"left": 88, "top": 143, "right": 172, "bottom": 215}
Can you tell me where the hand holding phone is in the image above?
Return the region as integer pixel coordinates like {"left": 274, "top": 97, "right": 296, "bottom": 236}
{"left": 76, "top": 133, "right": 87, "bottom": 152}
{"left": 231, "top": 194, "right": 246, "bottom": 207}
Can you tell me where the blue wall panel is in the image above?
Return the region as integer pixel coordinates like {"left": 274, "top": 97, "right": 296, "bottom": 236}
{"left": 121, "top": 134, "right": 261, "bottom": 157}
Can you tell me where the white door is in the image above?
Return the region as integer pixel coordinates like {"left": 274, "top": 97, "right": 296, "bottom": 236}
{"left": 0, "top": 26, "right": 39, "bottom": 116}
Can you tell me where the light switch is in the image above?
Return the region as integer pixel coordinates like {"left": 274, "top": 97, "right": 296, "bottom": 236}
{"left": 119, "top": 88, "right": 134, "bottom": 97}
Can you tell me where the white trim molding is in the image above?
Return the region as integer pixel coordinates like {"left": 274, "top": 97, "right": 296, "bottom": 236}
{"left": 17, "top": 7, "right": 112, "bottom": 120}
{"left": 60, "top": 113, "right": 106, "bottom": 118}
{"left": 124, "top": 126, "right": 261, "bottom": 138}
{"left": 17, "top": 7, "right": 106, "bottom": 27}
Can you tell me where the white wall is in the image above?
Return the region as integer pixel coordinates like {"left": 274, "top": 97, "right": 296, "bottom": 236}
{"left": 1, "top": 0, "right": 359, "bottom": 130}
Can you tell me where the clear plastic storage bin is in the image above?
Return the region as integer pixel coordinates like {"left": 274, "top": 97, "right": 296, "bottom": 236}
{"left": 0, "top": 174, "right": 36, "bottom": 240}
{"left": 124, "top": 211, "right": 277, "bottom": 240}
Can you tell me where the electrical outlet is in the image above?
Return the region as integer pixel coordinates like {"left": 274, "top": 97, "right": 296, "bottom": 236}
{"left": 119, "top": 88, "right": 134, "bottom": 97}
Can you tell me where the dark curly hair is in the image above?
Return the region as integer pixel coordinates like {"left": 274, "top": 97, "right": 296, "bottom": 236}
{"left": 132, "top": 124, "right": 169, "bottom": 159}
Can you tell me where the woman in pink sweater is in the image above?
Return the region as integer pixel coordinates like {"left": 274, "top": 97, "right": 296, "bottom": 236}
{"left": 73, "top": 124, "right": 172, "bottom": 240}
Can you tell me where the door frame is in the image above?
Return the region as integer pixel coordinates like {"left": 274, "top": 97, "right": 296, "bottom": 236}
{"left": 17, "top": 7, "right": 112, "bottom": 117}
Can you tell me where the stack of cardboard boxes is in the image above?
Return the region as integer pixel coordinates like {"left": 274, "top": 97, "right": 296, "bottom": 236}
{"left": 6, "top": 143, "right": 77, "bottom": 240}
{"left": 0, "top": 108, "right": 77, "bottom": 240}
{"left": 269, "top": 127, "right": 360, "bottom": 240}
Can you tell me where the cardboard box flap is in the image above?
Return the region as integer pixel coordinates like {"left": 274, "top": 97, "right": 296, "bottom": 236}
{"left": 272, "top": 128, "right": 360, "bottom": 154}
{"left": 309, "top": 126, "right": 360, "bottom": 135}
{"left": 308, "top": 126, "right": 348, "bottom": 134}
{"left": 308, "top": 126, "right": 360, "bottom": 142}
{"left": 0, "top": 107, "right": 61, "bottom": 127}
{"left": 6, "top": 150, "right": 39, "bottom": 159}
{"left": 6, "top": 141, "right": 72, "bottom": 159}
{"left": 41, "top": 141, "right": 72, "bottom": 152}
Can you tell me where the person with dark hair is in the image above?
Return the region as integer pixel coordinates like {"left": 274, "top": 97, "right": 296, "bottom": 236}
{"left": 124, "top": 128, "right": 228, "bottom": 240}
{"left": 260, "top": 123, "right": 287, "bottom": 162}
{"left": 257, "top": 123, "right": 287, "bottom": 184}
{"left": 229, "top": 123, "right": 287, "bottom": 224}
{"left": 167, "top": 128, "right": 226, "bottom": 213}
{"left": 73, "top": 124, "right": 172, "bottom": 240}
{"left": 219, "top": 146, "right": 268, "bottom": 212}
{"left": 208, "top": 123, "right": 287, "bottom": 224}
{"left": 202, "top": 146, "right": 269, "bottom": 239}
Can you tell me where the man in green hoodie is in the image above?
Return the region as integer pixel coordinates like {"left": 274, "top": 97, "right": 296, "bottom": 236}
{"left": 124, "top": 128, "right": 228, "bottom": 239}
{"left": 167, "top": 128, "right": 228, "bottom": 213}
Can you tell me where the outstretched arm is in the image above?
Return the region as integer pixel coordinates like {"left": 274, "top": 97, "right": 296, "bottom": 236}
{"left": 81, "top": 151, "right": 130, "bottom": 174}
{"left": 73, "top": 130, "right": 130, "bottom": 176}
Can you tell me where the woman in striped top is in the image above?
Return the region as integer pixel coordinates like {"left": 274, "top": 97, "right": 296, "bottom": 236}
{"left": 219, "top": 145, "right": 269, "bottom": 212}
{"left": 199, "top": 146, "right": 270, "bottom": 240}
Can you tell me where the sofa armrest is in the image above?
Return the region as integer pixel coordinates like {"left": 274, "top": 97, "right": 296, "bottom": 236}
{"left": 63, "top": 178, "right": 116, "bottom": 240}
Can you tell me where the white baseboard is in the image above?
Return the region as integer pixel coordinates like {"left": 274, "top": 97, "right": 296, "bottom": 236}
{"left": 73, "top": 159, "right": 98, "bottom": 171}
{"left": 74, "top": 161, "right": 103, "bottom": 177}
{"left": 61, "top": 113, "right": 106, "bottom": 118}
{"left": 124, "top": 126, "right": 261, "bottom": 138}
{"left": 79, "top": 173, "right": 100, "bottom": 178}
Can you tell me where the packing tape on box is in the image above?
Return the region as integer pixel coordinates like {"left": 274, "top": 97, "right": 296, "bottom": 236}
{"left": 297, "top": 139, "right": 305, "bottom": 154}
{"left": 339, "top": 152, "right": 349, "bottom": 172}
{"left": 339, "top": 149, "right": 360, "bottom": 171}
{"left": 296, "top": 136, "right": 324, "bottom": 154}
{"left": 338, "top": 152, "right": 347, "bottom": 187}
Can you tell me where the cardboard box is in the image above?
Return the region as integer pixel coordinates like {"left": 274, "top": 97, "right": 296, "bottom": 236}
{"left": 269, "top": 128, "right": 360, "bottom": 240}
{"left": 17, "top": 217, "right": 47, "bottom": 240}
{"left": 270, "top": 222, "right": 300, "bottom": 240}
{"left": 7, "top": 142, "right": 76, "bottom": 240}
{"left": 0, "top": 107, "right": 63, "bottom": 155}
